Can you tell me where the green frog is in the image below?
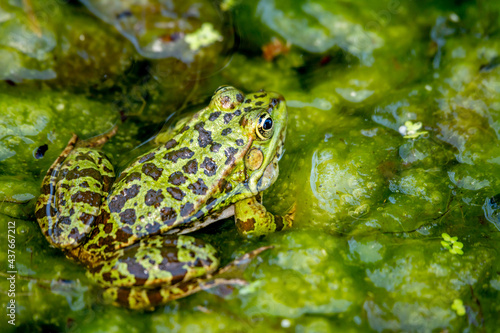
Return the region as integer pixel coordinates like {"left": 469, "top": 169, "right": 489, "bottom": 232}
{"left": 35, "top": 86, "right": 293, "bottom": 310}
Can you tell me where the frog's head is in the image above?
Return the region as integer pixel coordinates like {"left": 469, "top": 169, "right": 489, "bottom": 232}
{"left": 209, "top": 86, "right": 287, "bottom": 195}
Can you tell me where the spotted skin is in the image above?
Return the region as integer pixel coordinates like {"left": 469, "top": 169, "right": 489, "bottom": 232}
{"left": 35, "top": 86, "right": 292, "bottom": 310}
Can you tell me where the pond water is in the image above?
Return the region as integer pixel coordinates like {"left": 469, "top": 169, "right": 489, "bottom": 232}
{"left": 1, "top": 0, "right": 500, "bottom": 332}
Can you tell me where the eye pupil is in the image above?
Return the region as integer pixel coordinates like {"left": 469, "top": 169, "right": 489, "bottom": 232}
{"left": 263, "top": 118, "right": 273, "bottom": 130}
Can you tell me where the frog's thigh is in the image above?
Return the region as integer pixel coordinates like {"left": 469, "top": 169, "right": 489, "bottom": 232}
{"left": 234, "top": 197, "right": 294, "bottom": 237}
{"left": 35, "top": 147, "right": 115, "bottom": 249}
{"left": 90, "top": 235, "right": 219, "bottom": 309}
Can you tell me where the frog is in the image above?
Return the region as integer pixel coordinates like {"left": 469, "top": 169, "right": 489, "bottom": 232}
{"left": 35, "top": 86, "right": 294, "bottom": 310}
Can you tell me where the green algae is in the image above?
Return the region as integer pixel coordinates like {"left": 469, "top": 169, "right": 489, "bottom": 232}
{"left": 1, "top": 0, "right": 500, "bottom": 332}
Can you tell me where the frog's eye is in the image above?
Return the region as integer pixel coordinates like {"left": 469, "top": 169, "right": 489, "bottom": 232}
{"left": 256, "top": 113, "right": 274, "bottom": 140}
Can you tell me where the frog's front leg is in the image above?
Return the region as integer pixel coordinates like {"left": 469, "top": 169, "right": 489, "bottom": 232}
{"left": 35, "top": 135, "right": 115, "bottom": 249}
{"left": 234, "top": 196, "right": 294, "bottom": 237}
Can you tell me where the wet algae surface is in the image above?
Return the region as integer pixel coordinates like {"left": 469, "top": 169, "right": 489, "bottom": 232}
{"left": 1, "top": 0, "right": 500, "bottom": 331}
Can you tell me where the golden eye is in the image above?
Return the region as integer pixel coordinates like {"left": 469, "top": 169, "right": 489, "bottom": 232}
{"left": 256, "top": 113, "right": 273, "bottom": 140}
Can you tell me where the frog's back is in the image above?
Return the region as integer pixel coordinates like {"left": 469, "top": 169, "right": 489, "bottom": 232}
{"left": 93, "top": 107, "right": 252, "bottom": 248}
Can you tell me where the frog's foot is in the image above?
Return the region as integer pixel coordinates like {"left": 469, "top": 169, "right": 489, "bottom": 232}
{"left": 234, "top": 197, "right": 294, "bottom": 237}
{"left": 35, "top": 135, "right": 115, "bottom": 249}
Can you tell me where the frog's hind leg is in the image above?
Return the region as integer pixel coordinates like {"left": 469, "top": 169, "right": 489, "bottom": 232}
{"left": 93, "top": 235, "right": 271, "bottom": 310}
{"left": 89, "top": 235, "right": 220, "bottom": 310}
{"left": 35, "top": 134, "right": 115, "bottom": 249}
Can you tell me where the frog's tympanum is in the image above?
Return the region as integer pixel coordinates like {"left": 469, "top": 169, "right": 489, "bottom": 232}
{"left": 35, "top": 86, "right": 293, "bottom": 310}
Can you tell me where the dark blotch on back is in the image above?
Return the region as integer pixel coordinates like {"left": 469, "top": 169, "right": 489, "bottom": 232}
{"left": 119, "top": 209, "right": 136, "bottom": 225}
{"left": 221, "top": 128, "right": 232, "bottom": 136}
{"left": 233, "top": 109, "right": 242, "bottom": 116}
{"left": 236, "top": 93, "right": 244, "bottom": 103}
{"left": 194, "top": 122, "right": 212, "bottom": 148}
{"left": 167, "top": 187, "right": 185, "bottom": 201}
{"left": 66, "top": 168, "right": 101, "bottom": 182}
{"left": 210, "top": 142, "right": 221, "bottom": 153}
{"left": 142, "top": 163, "right": 163, "bottom": 181}
{"left": 200, "top": 157, "right": 217, "bottom": 177}
{"left": 236, "top": 139, "right": 244, "bottom": 146}
{"left": 145, "top": 189, "right": 164, "bottom": 207}
{"left": 103, "top": 222, "right": 113, "bottom": 234}
{"left": 168, "top": 171, "right": 187, "bottom": 185}
{"left": 165, "top": 139, "right": 178, "bottom": 149}
{"left": 188, "top": 178, "right": 208, "bottom": 195}
{"left": 78, "top": 212, "right": 95, "bottom": 226}
{"left": 71, "top": 191, "right": 101, "bottom": 206}
{"left": 139, "top": 152, "right": 155, "bottom": 163}
{"left": 75, "top": 152, "right": 95, "bottom": 163}
{"left": 255, "top": 93, "right": 267, "bottom": 98}
{"left": 209, "top": 112, "right": 221, "bottom": 121}
{"left": 255, "top": 101, "right": 264, "bottom": 106}
{"left": 224, "top": 147, "right": 238, "bottom": 165}
{"left": 223, "top": 113, "right": 233, "bottom": 124}
{"left": 180, "top": 202, "right": 195, "bottom": 217}
{"left": 182, "top": 159, "right": 198, "bottom": 174}
{"left": 116, "top": 171, "right": 141, "bottom": 185}
{"left": 115, "top": 229, "right": 132, "bottom": 243}
{"left": 145, "top": 222, "right": 161, "bottom": 235}
{"left": 125, "top": 172, "right": 141, "bottom": 183}
{"left": 109, "top": 184, "right": 141, "bottom": 213}
{"left": 164, "top": 147, "right": 195, "bottom": 163}
{"left": 160, "top": 207, "right": 177, "bottom": 225}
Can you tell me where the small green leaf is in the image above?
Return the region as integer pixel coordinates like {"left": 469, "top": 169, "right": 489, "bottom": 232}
{"left": 442, "top": 233, "right": 451, "bottom": 241}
